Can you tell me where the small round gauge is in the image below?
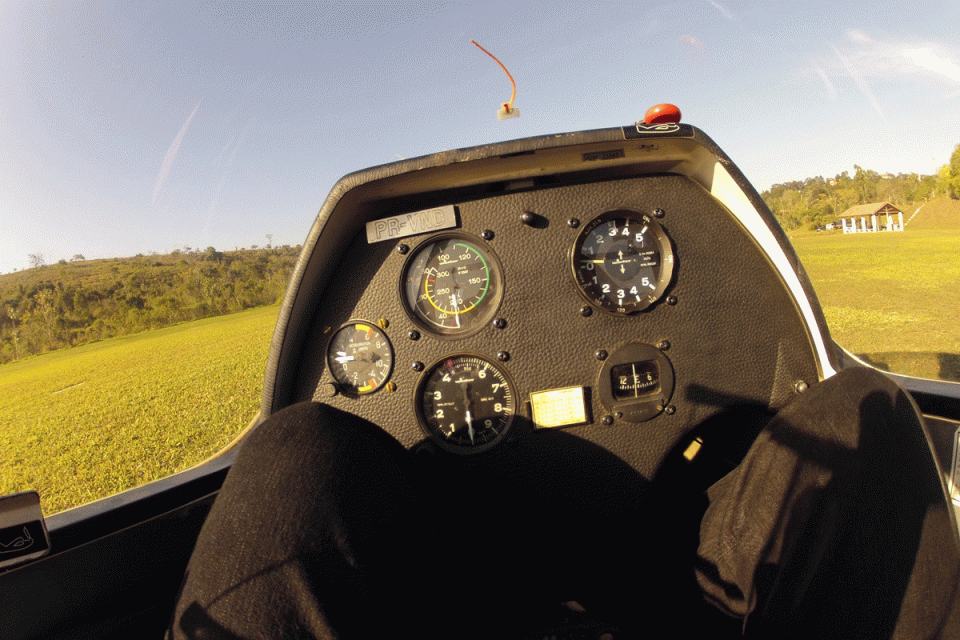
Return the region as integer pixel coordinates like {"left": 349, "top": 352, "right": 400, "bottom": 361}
{"left": 571, "top": 210, "right": 675, "bottom": 314}
{"left": 597, "top": 342, "right": 674, "bottom": 423}
{"left": 415, "top": 354, "right": 516, "bottom": 454}
{"left": 326, "top": 321, "right": 394, "bottom": 395}
{"left": 401, "top": 233, "right": 504, "bottom": 337}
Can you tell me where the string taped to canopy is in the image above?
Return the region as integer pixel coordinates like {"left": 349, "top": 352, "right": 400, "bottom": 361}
{"left": 471, "top": 40, "right": 519, "bottom": 120}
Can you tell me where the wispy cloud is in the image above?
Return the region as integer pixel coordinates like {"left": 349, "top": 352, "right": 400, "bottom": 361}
{"left": 807, "top": 56, "right": 837, "bottom": 99}
{"left": 152, "top": 100, "right": 201, "bottom": 207}
{"left": 203, "top": 116, "right": 255, "bottom": 233}
{"left": 706, "top": 0, "right": 734, "bottom": 22}
{"left": 904, "top": 47, "right": 960, "bottom": 83}
{"left": 809, "top": 35, "right": 960, "bottom": 108}
{"left": 810, "top": 31, "right": 960, "bottom": 86}
{"left": 830, "top": 44, "right": 886, "bottom": 123}
{"left": 846, "top": 28, "right": 871, "bottom": 45}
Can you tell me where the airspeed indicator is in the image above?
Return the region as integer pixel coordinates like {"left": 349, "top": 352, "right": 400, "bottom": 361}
{"left": 401, "top": 233, "right": 504, "bottom": 337}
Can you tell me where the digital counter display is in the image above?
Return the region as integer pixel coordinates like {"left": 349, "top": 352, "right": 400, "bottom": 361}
{"left": 610, "top": 361, "right": 660, "bottom": 400}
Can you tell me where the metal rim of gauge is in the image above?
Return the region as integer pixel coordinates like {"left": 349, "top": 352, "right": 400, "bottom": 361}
{"left": 413, "top": 353, "right": 517, "bottom": 454}
{"left": 399, "top": 232, "right": 505, "bottom": 339}
{"left": 570, "top": 209, "right": 675, "bottom": 315}
{"left": 326, "top": 320, "right": 395, "bottom": 396}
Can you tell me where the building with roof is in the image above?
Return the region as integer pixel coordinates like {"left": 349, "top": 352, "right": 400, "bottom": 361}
{"left": 839, "top": 202, "right": 904, "bottom": 233}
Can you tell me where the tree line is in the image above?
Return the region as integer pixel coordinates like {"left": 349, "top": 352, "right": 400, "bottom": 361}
{"left": 0, "top": 246, "right": 300, "bottom": 364}
{"left": 762, "top": 143, "right": 960, "bottom": 231}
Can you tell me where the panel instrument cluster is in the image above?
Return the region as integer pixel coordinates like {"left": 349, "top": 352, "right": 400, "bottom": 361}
{"left": 277, "top": 131, "right": 821, "bottom": 478}
{"left": 317, "top": 199, "right": 680, "bottom": 455}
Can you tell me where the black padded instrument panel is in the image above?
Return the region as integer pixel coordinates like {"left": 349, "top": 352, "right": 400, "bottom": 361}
{"left": 289, "top": 173, "right": 820, "bottom": 478}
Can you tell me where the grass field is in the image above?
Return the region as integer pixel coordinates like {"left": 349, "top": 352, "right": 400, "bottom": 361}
{"left": 790, "top": 205, "right": 960, "bottom": 381}
{"left": 0, "top": 305, "right": 279, "bottom": 514}
{"left": 4, "top": 202, "right": 959, "bottom": 515}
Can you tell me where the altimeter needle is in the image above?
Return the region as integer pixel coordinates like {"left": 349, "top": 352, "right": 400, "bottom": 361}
{"left": 462, "top": 383, "right": 474, "bottom": 444}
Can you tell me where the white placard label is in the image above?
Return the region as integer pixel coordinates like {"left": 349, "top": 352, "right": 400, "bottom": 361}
{"left": 530, "top": 386, "right": 589, "bottom": 429}
{"left": 366, "top": 205, "right": 457, "bottom": 243}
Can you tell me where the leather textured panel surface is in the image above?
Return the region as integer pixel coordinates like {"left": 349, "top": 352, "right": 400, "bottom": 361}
{"left": 293, "top": 174, "right": 819, "bottom": 478}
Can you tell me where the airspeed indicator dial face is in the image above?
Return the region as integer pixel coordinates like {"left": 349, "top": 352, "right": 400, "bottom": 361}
{"left": 571, "top": 210, "right": 675, "bottom": 314}
{"left": 415, "top": 355, "right": 516, "bottom": 454}
{"left": 401, "top": 233, "right": 504, "bottom": 337}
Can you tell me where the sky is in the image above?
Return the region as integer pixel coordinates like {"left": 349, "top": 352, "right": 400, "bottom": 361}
{"left": 2, "top": 0, "right": 960, "bottom": 274}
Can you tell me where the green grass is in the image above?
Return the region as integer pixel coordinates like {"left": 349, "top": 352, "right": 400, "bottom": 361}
{"left": 5, "top": 207, "right": 959, "bottom": 514}
{"left": 790, "top": 225, "right": 960, "bottom": 381}
{"left": 0, "top": 305, "right": 279, "bottom": 514}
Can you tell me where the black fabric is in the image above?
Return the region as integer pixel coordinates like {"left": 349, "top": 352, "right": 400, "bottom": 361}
{"left": 697, "top": 367, "right": 959, "bottom": 638}
{"left": 170, "top": 368, "right": 959, "bottom": 639}
{"left": 167, "top": 403, "right": 451, "bottom": 639}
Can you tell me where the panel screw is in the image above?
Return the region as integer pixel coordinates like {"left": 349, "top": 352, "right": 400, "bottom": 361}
{"left": 580, "top": 306, "right": 593, "bottom": 317}
{"left": 492, "top": 318, "right": 507, "bottom": 330}
{"left": 601, "top": 415, "right": 614, "bottom": 425}
{"left": 377, "top": 318, "right": 389, "bottom": 330}
{"left": 595, "top": 349, "right": 608, "bottom": 361}
{"left": 657, "top": 340, "right": 670, "bottom": 351}
{"left": 497, "top": 351, "right": 510, "bottom": 362}
{"left": 322, "top": 383, "right": 338, "bottom": 398}
{"left": 653, "top": 208, "right": 665, "bottom": 218}
{"left": 795, "top": 380, "right": 809, "bottom": 394}
{"left": 384, "top": 381, "right": 397, "bottom": 393}
{"left": 397, "top": 244, "right": 409, "bottom": 254}
{"left": 664, "top": 405, "right": 676, "bottom": 415}
{"left": 408, "top": 330, "right": 420, "bottom": 341}
{"left": 568, "top": 217, "right": 580, "bottom": 229}
{"left": 666, "top": 295, "right": 678, "bottom": 306}
{"left": 520, "top": 212, "right": 536, "bottom": 226}
{"left": 481, "top": 229, "right": 495, "bottom": 241}
{"left": 412, "top": 361, "right": 424, "bottom": 372}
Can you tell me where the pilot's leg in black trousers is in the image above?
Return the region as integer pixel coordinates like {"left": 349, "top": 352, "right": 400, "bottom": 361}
{"left": 696, "top": 367, "right": 960, "bottom": 638}
{"left": 168, "top": 402, "right": 461, "bottom": 640}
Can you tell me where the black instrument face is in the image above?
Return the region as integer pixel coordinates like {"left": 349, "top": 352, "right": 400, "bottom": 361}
{"left": 415, "top": 354, "right": 516, "bottom": 454}
{"left": 597, "top": 342, "right": 674, "bottom": 423}
{"left": 571, "top": 210, "right": 674, "bottom": 314}
{"left": 326, "top": 321, "right": 394, "bottom": 395}
{"left": 401, "top": 233, "right": 503, "bottom": 337}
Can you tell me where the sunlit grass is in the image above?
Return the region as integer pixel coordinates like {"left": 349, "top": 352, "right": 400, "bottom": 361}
{"left": 791, "top": 228, "right": 960, "bottom": 380}
{"left": 0, "top": 305, "right": 279, "bottom": 514}
{"left": 5, "top": 225, "right": 960, "bottom": 513}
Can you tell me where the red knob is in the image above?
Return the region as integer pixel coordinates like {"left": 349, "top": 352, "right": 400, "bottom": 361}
{"left": 643, "top": 103, "right": 681, "bottom": 124}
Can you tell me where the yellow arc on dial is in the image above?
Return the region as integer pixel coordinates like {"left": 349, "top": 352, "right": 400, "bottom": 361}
{"left": 401, "top": 233, "right": 504, "bottom": 337}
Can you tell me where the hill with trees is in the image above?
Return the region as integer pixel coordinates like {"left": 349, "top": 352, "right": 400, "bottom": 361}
{"left": 0, "top": 246, "right": 299, "bottom": 364}
{"left": 762, "top": 143, "right": 960, "bottom": 231}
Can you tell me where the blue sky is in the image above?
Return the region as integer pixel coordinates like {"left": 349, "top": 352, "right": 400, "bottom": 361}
{"left": 2, "top": 1, "right": 959, "bottom": 274}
